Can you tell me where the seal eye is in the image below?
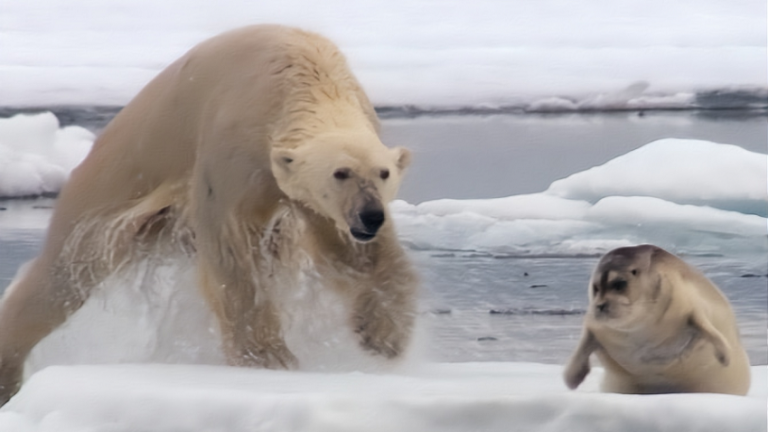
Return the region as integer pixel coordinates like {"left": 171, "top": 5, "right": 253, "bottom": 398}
{"left": 611, "top": 280, "right": 627, "bottom": 292}
{"left": 334, "top": 168, "right": 350, "bottom": 180}
{"left": 592, "top": 284, "right": 599, "bottom": 296}
{"left": 631, "top": 269, "right": 638, "bottom": 276}
{"left": 380, "top": 169, "right": 390, "bottom": 180}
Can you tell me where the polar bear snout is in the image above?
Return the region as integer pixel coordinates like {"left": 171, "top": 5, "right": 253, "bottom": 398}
{"left": 360, "top": 208, "right": 385, "bottom": 231}
{"left": 349, "top": 202, "right": 386, "bottom": 242}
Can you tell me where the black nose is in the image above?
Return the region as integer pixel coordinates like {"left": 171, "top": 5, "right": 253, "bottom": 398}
{"left": 359, "top": 209, "right": 385, "bottom": 233}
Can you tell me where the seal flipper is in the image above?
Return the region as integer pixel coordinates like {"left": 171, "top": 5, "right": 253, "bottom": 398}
{"left": 564, "top": 330, "right": 599, "bottom": 389}
{"left": 689, "top": 312, "right": 731, "bottom": 366}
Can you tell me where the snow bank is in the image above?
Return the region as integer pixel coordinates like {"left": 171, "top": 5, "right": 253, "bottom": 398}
{"left": 392, "top": 138, "right": 767, "bottom": 256}
{"left": 2, "top": 0, "right": 766, "bottom": 107}
{"left": 0, "top": 113, "right": 92, "bottom": 198}
{"left": 0, "top": 363, "right": 765, "bottom": 432}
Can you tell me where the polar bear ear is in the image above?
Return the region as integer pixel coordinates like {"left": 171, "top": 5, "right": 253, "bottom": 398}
{"left": 393, "top": 147, "right": 411, "bottom": 172}
{"left": 271, "top": 148, "right": 296, "bottom": 172}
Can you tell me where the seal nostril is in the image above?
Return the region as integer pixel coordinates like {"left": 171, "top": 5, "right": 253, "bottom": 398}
{"left": 359, "top": 210, "right": 385, "bottom": 231}
{"left": 596, "top": 302, "right": 608, "bottom": 313}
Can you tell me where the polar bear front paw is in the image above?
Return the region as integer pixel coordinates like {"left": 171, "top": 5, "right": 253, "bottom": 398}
{"left": 235, "top": 342, "right": 299, "bottom": 370}
{"left": 354, "top": 315, "right": 408, "bottom": 359}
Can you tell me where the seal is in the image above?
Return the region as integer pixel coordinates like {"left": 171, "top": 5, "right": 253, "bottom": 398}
{"left": 563, "top": 244, "right": 750, "bottom": 395}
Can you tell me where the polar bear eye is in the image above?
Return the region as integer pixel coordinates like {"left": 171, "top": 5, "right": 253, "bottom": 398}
{"left": 334, "top": 168, "right": 350, "bottom": 180}
{"left": 380, "top": 169, "right": 390, "bottom": 180}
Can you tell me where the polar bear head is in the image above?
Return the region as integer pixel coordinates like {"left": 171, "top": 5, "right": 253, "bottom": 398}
{"left": 271, "top": 131, "right": 411, "bottom": 243}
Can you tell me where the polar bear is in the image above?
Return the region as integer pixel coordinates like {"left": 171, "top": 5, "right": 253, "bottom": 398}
{"left": 0, "top": 25, "right": 418, "bottom": 405}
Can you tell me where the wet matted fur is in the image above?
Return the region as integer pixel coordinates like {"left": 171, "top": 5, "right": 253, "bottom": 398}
{"left": 0, "top": 25, "right": 418, "bottom": 406}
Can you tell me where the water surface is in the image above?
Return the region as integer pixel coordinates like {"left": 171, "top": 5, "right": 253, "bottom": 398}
{"left": 0, "top": 110, "right": 765, "bottom": 365}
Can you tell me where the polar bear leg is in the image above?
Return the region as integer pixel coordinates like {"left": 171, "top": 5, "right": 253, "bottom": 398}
{"left": 195, "top": 224, "right": 298, "bottom": 370}
{"left": 351, "top": 246, "right": 418, "bottom": 360}
{"left": 191, "top": 161, "right": 297, "bottom": 370}
{"left": 0, "top": 256, "right": 78, "bottom": 405}
{"left": 0, "top": 196, "right": 176, "bottom": 405}
{"left": 199, "top": 265, "right": 297, "bottom": 369}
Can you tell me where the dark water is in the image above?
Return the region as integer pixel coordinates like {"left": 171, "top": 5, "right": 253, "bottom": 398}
{"left": 382, "top": 110, "right": 768, "bottom": 203}
{"left": 416, "top": 251, "right": 767, "bottom": 365}
{"left": 0, "top": 108, "right": 766, "bottom": 365}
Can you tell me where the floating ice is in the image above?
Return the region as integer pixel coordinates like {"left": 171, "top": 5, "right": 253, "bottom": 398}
{"left": 0, "top": 113, "right": 93, "bottom": 198}
{"left": 392, "top": 139, "right": 768, "bottom": 256}
{"left": 546, "top": 138, "right": 768, "bottom": 215}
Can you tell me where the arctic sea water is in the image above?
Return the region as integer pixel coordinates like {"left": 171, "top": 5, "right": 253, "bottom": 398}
{"left": 0, "top": 109, "right": 765, "bottom": 367}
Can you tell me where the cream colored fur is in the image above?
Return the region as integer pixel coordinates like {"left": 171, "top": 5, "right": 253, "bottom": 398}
{"left": 0, "top": 25, "right": 418, "bottom": 405}
{"left": 564, "top": 244, "right": 750, "bottom": 395}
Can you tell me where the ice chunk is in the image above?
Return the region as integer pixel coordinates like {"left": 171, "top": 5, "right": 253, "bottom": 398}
{"left": 0, "top": 113, "right": 94, "bottom": 198}
{"left": 391, "top": 139, "right": 768, "bottom": 256}
{"left": 546, "top": 139, "right": 768, "bottom": 215}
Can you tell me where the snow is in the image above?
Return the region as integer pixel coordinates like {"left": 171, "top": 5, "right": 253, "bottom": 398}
{"left": 2, "top": 0, "right": 766, "bottom": 108}
{"left": 0, "top": 363, "right": 765, "bottom": 432}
